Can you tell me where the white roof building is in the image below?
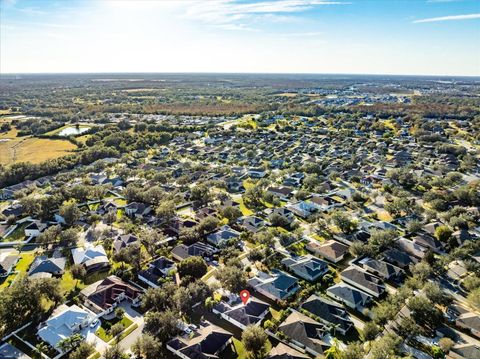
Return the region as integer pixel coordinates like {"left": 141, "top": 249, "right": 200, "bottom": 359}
{"left": 71, "top": 243, "right": 108, "bottom": 265}
{"left": 37, "top": 304, "right": 94, "bottom": 350}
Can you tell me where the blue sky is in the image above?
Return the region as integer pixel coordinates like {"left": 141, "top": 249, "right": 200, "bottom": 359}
{"left": 1, "top": 0, "right": 479, "bottom": 75}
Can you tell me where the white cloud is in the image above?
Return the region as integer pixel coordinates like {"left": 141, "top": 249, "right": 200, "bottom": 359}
{"left": 182, "top": 0, "right": 347, "bottom": 28}
{"left": 281, "top": 31, "right": 324, "bottom": 37}
{"left": 413, "top": 13, "right": 480, "bottom": 23}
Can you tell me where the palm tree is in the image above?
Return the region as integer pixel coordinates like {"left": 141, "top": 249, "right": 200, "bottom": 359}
{"left": 35, "top": 343, "right": 48, "bottom": 358}
{"left": 324, "top": 338, "right": 342, "bottom": 359}
{"left": 329, "top": 323, "right": 341, "bottom": 337}
{"left": 57, "top": 333, "right": 84, "bottom": 353}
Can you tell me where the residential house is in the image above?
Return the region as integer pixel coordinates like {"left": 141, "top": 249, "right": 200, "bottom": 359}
{"left": 212, "top": 296, "right": 269, "bottom": 329}
{"left": 281, "top": 255, "right": 329, "bottom": 282}
{"left": 268, "top": 343, "right": 309, "bottom": 359}
{"left": 267, "top": 207, "right": 295, "bottom": 225}
{"left": 71, "top": 243, "right": 110, "bottom": 273}
{"left": 396, "top": 237, "right": 427, "bottom": 259}
{"left": 456, "top": 313, "right": 480, "bottom": 338}
{"left": 278, "top": 310, "right": 328, "bottom": 357}
{"left": 166, "top": 217, "right": 199, "bottom": 237}
{"left": 28, "top": 255, "right": 66, "bottom": 279}
{"left": 1, "top": 204, "right": 24, "bottom": 219}
{"left": 283, "top": 173, "right": 304, "bottom": 187}
{"left": 0, "top": 180, "right": 36, "bottom": 200}
{"left": 423, "top": 222, "right": 442, "bottom": 236}
{"left": 195, "top": 207, "right": 218, "bottom": 221}
{"left": 310, "top": 195, "right": 341, "bottom": 212}
{"left": 125, "top": 202, "right": 152, "bottom": 219}
{"left": 113, "top": 234, "right": 139, "bottom": 254}
{"left": 24, "top": 221, "right": 47, "bottom": 238}
{"left": 267, "top": 187, "right": 293, "bottom": 201}
{"left": 0, "top": 252, "right": 18, "bottom": 278}
{"left": 412, "top": 232, "right": 444, "bottom": 254}
{"left": 95, "top": 200, "right": 118, "bottom": 215}
{"left": 382, "top": 248, "right": 418, "bottom": 269}
{"left": 248, "top": 269, "right": 299, "bottom": 301}
{"left": 357, "top": 257, "right": 404, "bottom": 283}
{"left": 207, "top": 225, "right": 240, "bottom": 247}
{"left": 326, "top": 283, "right": 373, "bottom": 312}
{"left": 287, "top": 201, "right": 317, "bottom": 219}
{"left": 166, "top": 322, "right": 232, "bottom": 359}
{"left": 248, "top": 168, "right": 267, "bottom": 178}
{"left": 138, "top": 257, "right": 175, "bottom": 288}
{"left": 448, "top": 344, "right": 480, "bottom": 359}
{"left": 171, "top": 242, "right": 217, "bottom": 261}
{"left": 237, "top": 216, "right": 266, "bottom": 233}
{"left": 306, "top": 240, "right": 349, "bottom": 263}
{"left": 37, "top": 304, "right": 95, "bottom": 351}
{"left": 226, "top": 178, "right": 244, "bottom": 193}
{"left": 301, "top": 295, "right": 353, "bottom": 335}
{"left": 81, "top": 275, "right": 142, "bottom": 315}
{"left": 341, "top": 266, "right": 385, "bottom": 298}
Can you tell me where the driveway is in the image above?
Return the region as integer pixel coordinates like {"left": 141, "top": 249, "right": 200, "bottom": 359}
{"left": 81, "top": 321, "right": 109, "bottom": 355}
{"left": 117, "top": 302, "right": 145, "bottom": 352}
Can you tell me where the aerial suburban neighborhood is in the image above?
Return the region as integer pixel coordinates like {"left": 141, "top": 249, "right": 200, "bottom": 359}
{"left": 0, "top": 72, "right": 479, "bottom": 359}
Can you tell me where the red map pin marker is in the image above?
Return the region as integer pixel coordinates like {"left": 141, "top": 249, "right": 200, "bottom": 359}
{"left": 240, "top": 290, "right": 250, "bottom": 305}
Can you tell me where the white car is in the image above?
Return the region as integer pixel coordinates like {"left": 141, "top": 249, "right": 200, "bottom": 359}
{"left": 90, "top": 319, "right": 99, "bottom": 328}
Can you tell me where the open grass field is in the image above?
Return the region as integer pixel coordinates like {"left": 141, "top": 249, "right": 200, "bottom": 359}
{"left": 0, "top": 130, "right": 77, "bottom": 165}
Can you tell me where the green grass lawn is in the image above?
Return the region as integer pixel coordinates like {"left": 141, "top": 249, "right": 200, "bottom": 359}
{"left": 60, "top": 270, "right": 86, "bottom": 294}
{"left": 238, "top": 198, "right": 253, "bottom": 216}
{"left": 89, "top": 203, "right": 100, "bottom": 211}
{"left": 15, "top": 251, "right": 36, "bottom": 272}
{"left": 232, "top": 338, "right": 247, "bottom": 359}
{"left": 116, "top": 209, "right": 125, "bottom": 220}
{"left": 311, "top": 234, "right": 325, "bottom": 242}
{"left": 114, "top": 198, "right": 127, "bottom": 206}
{"left": 269, "top": 307, "right": 282, "bottom": 321}
{"left": 83, "top": 270, "right": 109, "bottom": 285}
{"left": 224, "top": 337, "right": 272, "bottom": 359}
{"left": 95, "top": 315, "right": 134, "bottom": 342}
{"left": 1, "top": 250, "right": 37, "bottom": 289}
{"left": 3, "top": 223, "right": 28, "bottom": 242}
{"left": 0, "top": 274, "right": 17, "bottom": 289}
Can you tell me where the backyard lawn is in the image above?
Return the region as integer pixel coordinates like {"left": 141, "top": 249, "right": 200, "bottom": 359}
{"left": 238, "top": 198, "right": 253, "bottom": 216}
{"left": 60, "top": 270, "right": 86, "bottom": 294}
{"left": 15, "top": 251, "right": 36, "bottom": 272}
{"left": 0, "top": 274, "right": 16, "bottom": 289}
{"left": 222, "top": 337, "right": 272, "bottom": 359}
{"left": 3, "top": 223, "right": 29, "bottom": 242}
{"left": 1, "top": 250, "right": 37, "bottom": 290}
{"left": 114, "top": 198, "right": 127, "bottom": 206}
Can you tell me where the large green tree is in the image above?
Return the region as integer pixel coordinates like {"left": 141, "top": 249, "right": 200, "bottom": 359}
{"left": 242, "top": 325, "right": 268, "bottom": 359}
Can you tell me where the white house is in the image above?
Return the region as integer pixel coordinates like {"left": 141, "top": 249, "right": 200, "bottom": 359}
{"left": 24, "top": 221, "right": 47, "bottom": 238}
{"left": 71, "top": 243, "right": 110, "bottom": 273}
{"left": 37, "top": 304, "right": 95, "bottom": 352}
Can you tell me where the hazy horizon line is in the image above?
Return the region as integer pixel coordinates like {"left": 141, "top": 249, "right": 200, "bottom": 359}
{"left": 1, "top": 71, "right": 479, "bottom": 79}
